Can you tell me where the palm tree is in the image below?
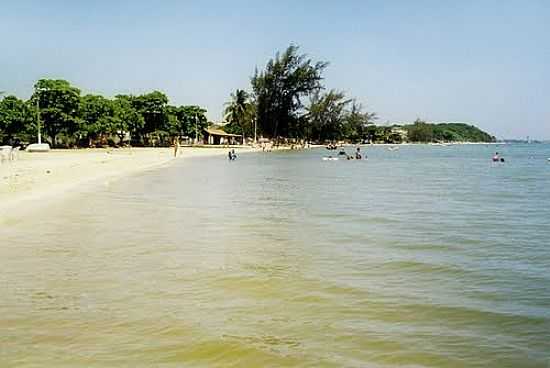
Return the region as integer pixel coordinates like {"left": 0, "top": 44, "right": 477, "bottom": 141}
{"left": 224, "top": 89, "right": 253, "bottom": 144}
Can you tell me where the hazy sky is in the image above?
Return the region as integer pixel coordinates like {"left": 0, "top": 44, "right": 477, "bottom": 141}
{"left": 1, "top": 0, "right": 549, "bottom": 139}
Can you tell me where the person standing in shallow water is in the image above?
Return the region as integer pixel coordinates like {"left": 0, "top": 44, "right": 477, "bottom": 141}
{"left": 493, "top": 152, "right": 505, "bottom": 162}
{"left": 355, "top": 147, "right": 362, "bottom": 160}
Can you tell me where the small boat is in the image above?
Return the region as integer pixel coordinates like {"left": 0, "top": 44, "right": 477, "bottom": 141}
{"left": 387, "top": 146, "right": 399, "bottom": 151}
{"left": 25, "top": 143, "right": 51, "bottom": 153}
{"left": 322, "top": 157, "right": 339, "bottom": 161}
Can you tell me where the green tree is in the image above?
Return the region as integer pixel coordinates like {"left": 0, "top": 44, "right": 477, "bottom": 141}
{"left": 32, "top": 79, "right": 81, "bottom": 147}
{"left": 165, "top": 105, "right": 181, "bottom": 137}
{"left": 342, "top": 101, "right": 377, "bottom": 142}
{"left": 0, "top": 95, "right": 35, "bottom": 144}
{"left": 306, "top": 90, "right": 351, "bottom": 142}
{"left": 407, "top": 119, "right": 434, "bottom": 142}
{"left": 182, "top": 105, "right": 208, "bottom": 142}
{"left": 112, "top": 96, "right": 144, "bottom": 145}
{"left": 131, "top": 91, "right": 169, "bottom": 144}
{"left": 79, "top": 94, "right": 114, "bottom": 146}
{"left": 224, "top": 89, "right": 254, "bottom": 140}
{"left": 431, "top": 123, "right": 495, "bottom": 142}
{"left": 251, "top": 44, "right": 328, "bottom": 139}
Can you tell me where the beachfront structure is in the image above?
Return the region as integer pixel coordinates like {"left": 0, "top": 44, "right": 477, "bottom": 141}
{"left": 391, "top": 127, "right": 408, "bottom": 140}
{"left": 203, "top": 128, "right": 243, "bottom": 145}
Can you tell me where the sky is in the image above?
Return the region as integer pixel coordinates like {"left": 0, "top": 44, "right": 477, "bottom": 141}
{"left": 1, "top": 0, "right": 549, "bottom": 139}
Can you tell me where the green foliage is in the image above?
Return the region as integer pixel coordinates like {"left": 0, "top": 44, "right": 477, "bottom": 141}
{"left": 307, "top": 90, "right": 351, "bottom": 141}
{"left": 0, "top": 79, "right": 210, "bottom": 147}
{"left": 407, "top": 119, "right": 434, "bottom": 143}
{"left": 132, "top": 91, "right": 169, "bottom": 133}
{"left": 129, "top": 91, "right": 170, "bottom": 145}
{"left": 78, "top": 94, "right": 148, "bottom": 147}
{"left": 226, "top": 44, "right": 495, "bottom": 144}
{"left": 241, "top": 44, "right": 380, "bottom": 143}
{"left": 0, "top": 95, "right": 35, "bottom": 144}
{"left": 174, "top": 105, "right": 208, "bottom": 140}
{"left": 224, "top": 89, "right": 255, "bottom": 138}
{"left": 343, "top": 102, "right": 377, "bottom": 142}
{"left": 431, "top": 123, "right": 496, "bottom": 142}
{"left": 32, "top": 79, "right": 81, "bottom": 147}
{"left": 404, "top": 120, "right": 495, "bottom": 143}
{"left": 111, "top": 96, "right": 144, "bottom": 145}
{"left": 79, "top": 94, "right": 114, "bottom": 146}
{"left": 252, "top": 44, "right": 328, "bottom": 139}
{"left": 1, "top": 48, "right": 496, "bottom": 147}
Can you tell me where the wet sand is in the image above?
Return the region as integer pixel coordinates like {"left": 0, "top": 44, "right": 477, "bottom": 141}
{"left": 0, "top": 147, "right": 252, "bottom": 216}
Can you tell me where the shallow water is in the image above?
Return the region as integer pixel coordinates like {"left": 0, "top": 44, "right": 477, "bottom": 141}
{"left": 1, "top": 144, "right": 550, "bottom": 367}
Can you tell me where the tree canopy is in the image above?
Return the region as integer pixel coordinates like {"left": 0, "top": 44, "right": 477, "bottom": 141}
{"left": 230, "top": 45, "right": 381, "bottom": 143}
{"left": 221, "top": 44, "right": 493, "bottom": 144}
{"left": 404, "top": 121, "right": 496, "bottom": 143}
{"left": 32, "top": 79, "right": 81, "bottom": 146}
{"left": 251, "top": 45, "right": 328, "bottom": 139}
{"left": 0, "top": 95, "right": 35, "bottom": 144}
{"left": 0, "top": 80, "right": 209, "bottom": 147}
{"left": 1, "top": 45, "right": 495, "bottom": 147}
{"left": 223, "top": 89, "right": 255, "bottom": 139}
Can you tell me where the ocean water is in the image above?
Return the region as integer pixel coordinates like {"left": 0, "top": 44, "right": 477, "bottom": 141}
{"left": 1, "top": 144, "right": 549, "bottom": 367}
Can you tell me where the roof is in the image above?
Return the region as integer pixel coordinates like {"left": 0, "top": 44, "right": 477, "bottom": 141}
{"left": 204, "top": 128, "right": 242, "bottom": 137}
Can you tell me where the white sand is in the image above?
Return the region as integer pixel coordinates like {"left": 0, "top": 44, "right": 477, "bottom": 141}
{"left": 0, "top": 146, "right": 255, "bottom": 216}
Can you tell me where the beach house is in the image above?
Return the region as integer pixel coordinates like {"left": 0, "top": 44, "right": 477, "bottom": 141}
{"left": 203, "top": 128, "right": 243, "bottom": 145}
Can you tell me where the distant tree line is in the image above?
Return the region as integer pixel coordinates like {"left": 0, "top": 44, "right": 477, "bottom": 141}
{"left": 403, "top": 120, "right": 496, "bottom": 143}
{"left": 1, "top": 45, "right": 495, "bottom": 147}
{"left": 222, "top": 45, "right": 378, "bottom": 143}
{"left": 222, "top": 45, "right": 494, "bottom": 144}
{"left": 0, "top": 80, "right": 208, "bottom": 147}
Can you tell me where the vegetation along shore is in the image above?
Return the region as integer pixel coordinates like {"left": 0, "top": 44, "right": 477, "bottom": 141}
{"left": 1, "top": 45, "right": 497, "bottom": 213}
{"left": 1, "top": 45, "right": 495, "bottom": 150}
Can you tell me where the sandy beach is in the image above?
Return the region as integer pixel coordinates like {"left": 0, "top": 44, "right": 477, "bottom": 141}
{"left": 0, "top": 146, "right": 256, "bottom": 216}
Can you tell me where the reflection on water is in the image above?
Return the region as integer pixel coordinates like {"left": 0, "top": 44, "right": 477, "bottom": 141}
{"left": 1, "top": 144, "right": 550, "bottom": 367}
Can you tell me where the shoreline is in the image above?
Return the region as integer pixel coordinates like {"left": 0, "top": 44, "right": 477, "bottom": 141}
{"left": 362, "top": 142, "right": 501, "bottom": 146}
{"left": 0, "top": 146, "right": 265, "bottom": 218}
{"left": 0, "top": 142, "right": 501, "bottom": 218}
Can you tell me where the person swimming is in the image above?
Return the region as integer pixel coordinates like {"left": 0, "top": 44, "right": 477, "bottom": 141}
{"left": 492, "top": 152, "right": 506, "bottom": 163}
{"left": 355, "top": 147, "right": 362, "bottom": 160}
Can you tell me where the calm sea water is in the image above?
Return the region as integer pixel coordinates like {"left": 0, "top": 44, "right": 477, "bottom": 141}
{"left": 1, "top": 144, "right": 550, "bottom": 367}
